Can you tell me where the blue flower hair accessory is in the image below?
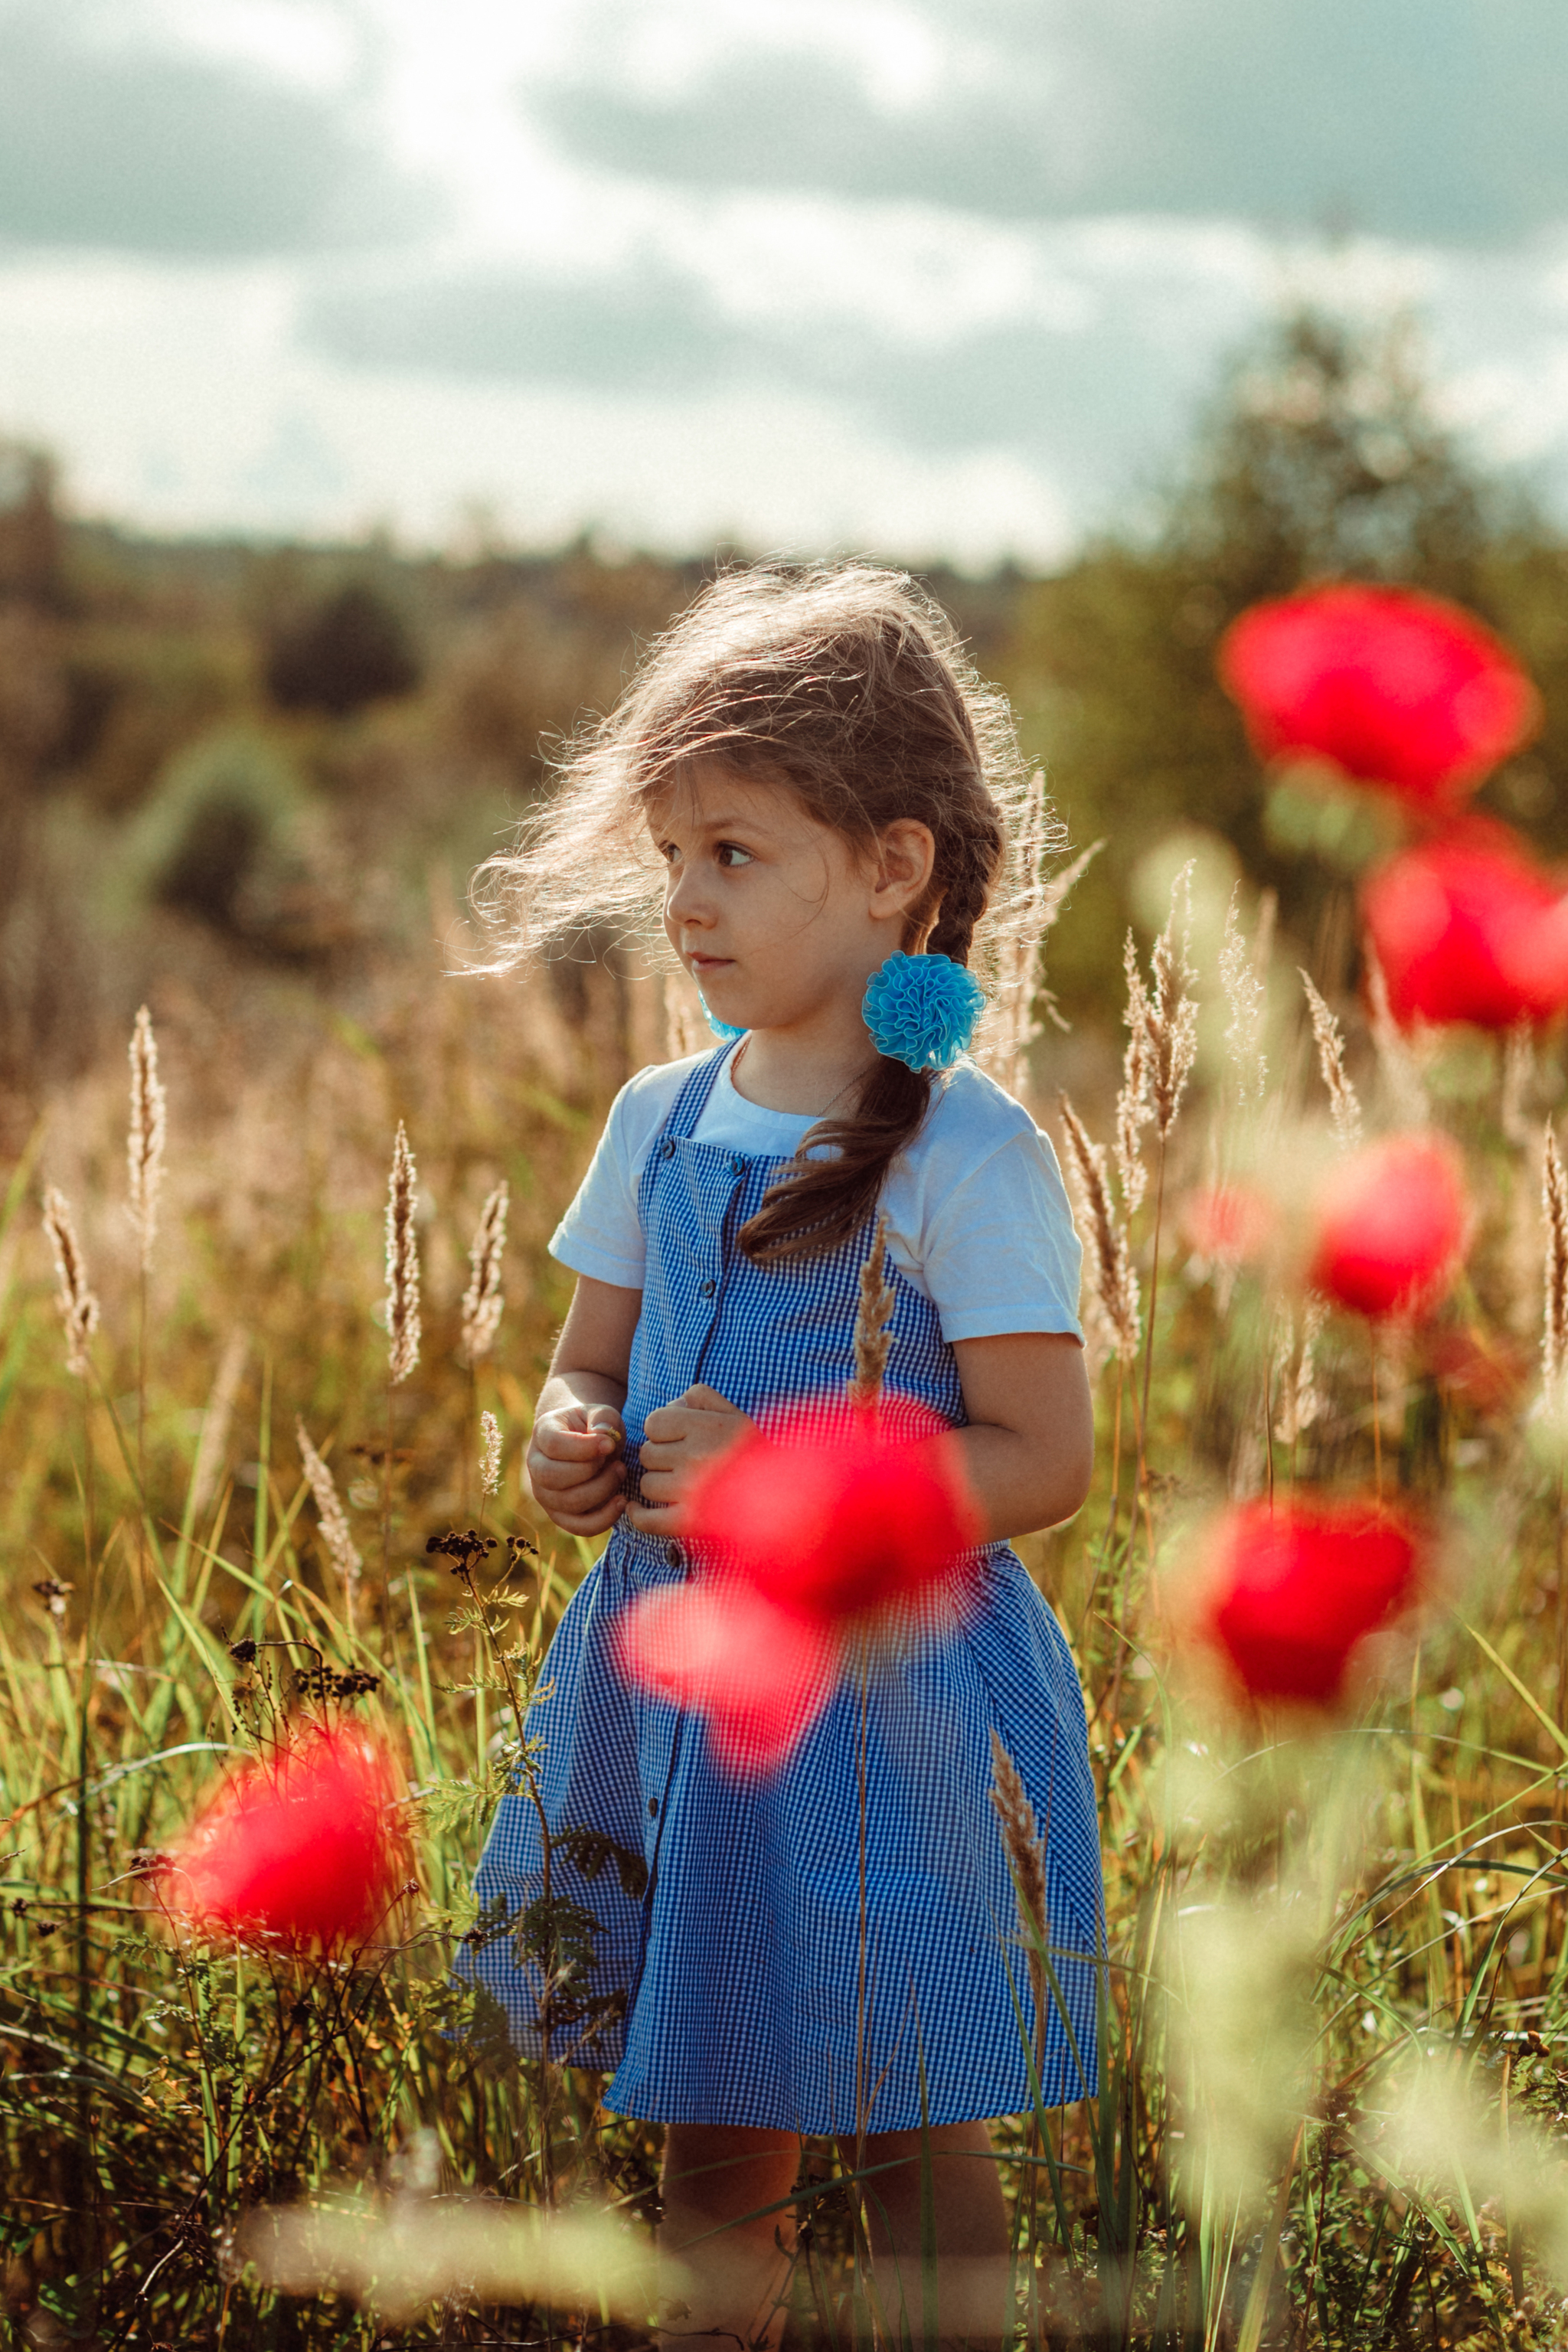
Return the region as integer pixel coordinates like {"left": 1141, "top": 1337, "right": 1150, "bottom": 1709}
{"left": 699, "top": 995, "right": 746, "bottom": 1043}
{"left": 862, "top": 952, "right": 986, "bottom": 1073}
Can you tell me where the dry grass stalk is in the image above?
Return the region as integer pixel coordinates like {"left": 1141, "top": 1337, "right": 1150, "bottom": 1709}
{"left": 1137, "top": 861, "right": 1200, "bottom": 1142}
{"left": 1116, "top": 933, "right": 1152, "bottom": 1217}
{"left": 847, "top": 1211, "right": 896, "bottom": 1409}
{"left": 189, "top": 1328, "right": 248, "bottom": 1522}
{"left": 126, "top": 1004, "right": 167, "bottom": 1271}
{"left": 42, "top": 1186, "right": 100, "bottom": 1378}
{"left": 982, "top": 795, "right": 1102, "bottom": 1093}
{"left": 1058, "top": 1096, "right": 1140, "bottom": 1364}
{"left": 1299, "top": 972, "right": 1362, "bottom": 1149}
{"left": 480, "top": 1410, "right": 503, "bottom": 1497}
{"left": 988, "top": 1728, "right": 1047, "bottom": 2057}
{"left": 1542, "top": 1128, "right": 1568, "bottom": 1406}
{"left": 1502, "top": 1020, "right": 1536, "bottom": 1150}
{"left": 1364, "top": 941, "right": 1429, "bottom": 1129}
{"left": 1218, "top": 885, "right": 1268, "bottom": 1102}
{"left": 1273, "top": 1300, "right": 1325, "bottom": 1446}
{"left": 460, "top": 1181, "right": 510, "bottom": 1365}
{"left": 296, "top": 1419, "right": 364, "bottom": 1597}
{"left": 385, "top": 1122, "right": 422, "bottom": 1385}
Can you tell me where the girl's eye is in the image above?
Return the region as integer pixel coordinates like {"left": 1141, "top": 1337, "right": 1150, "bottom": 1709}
{"left": 716, "top": 842, "right": 754, "bottom": 869}
{"left": 658, "top": 842, "right": 680, "bottom": 866}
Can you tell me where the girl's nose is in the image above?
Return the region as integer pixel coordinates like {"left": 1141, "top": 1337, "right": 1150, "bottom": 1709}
{"left": 666, "top": 863, "right": 713, "bottom": 932}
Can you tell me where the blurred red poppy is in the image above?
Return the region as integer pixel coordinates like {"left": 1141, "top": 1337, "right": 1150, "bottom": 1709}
{"left": 1200, "top": 1494, "right": 1425, "bottom": 1705}
{"left": 164, "top": 1730, "right": 407, "bottom": 1955}
{"left": 1181, "top": 1183, "right": 1277, "bottom": 1267}
{"left": 616, "top": 1582, "right": 837, "bottom": 1773}
{"left": 1219, "top": 584, "right": 1537, "bottom": 810}
{"left": 682, "top": 1403, "right": 982, "bottom": 1625}
{"left": 1361, "top": 829, "right": 1568, "bottom": 1029}
{"left": 1308, "top": 1132, "right": 1468, "bottom": 1321}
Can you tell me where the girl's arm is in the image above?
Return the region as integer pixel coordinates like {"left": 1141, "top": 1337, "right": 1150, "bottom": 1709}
{"left": 950, "top": 1331, "right": 1094, "bottom": 1542}
{"left": 526, "top": 1275, "right": 643, "bottom": 1536}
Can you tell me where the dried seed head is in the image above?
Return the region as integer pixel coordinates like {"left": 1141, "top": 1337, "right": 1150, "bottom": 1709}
{"left": 978, "top": 786, "right": 1102, "bottom": 1093}
{"left": 126, "top": 1004, "right": 167, "bottom": 1272}
{"left": 296, "top": 1420, "right": 364, "bottom": 1599}
{"left": 479, "top": 1410, "right": 503, "bottom": 1497}
{"left": 31, "top": 1575, "right": 72, "bottom": 1622}
{"left": 1272, "top": 1299, "right": 1325, "bottom": 1446}
{"left": 1218, "top": 885, "right": 1268, "bottom": 1102}
{"left": 1058, "top": 1095, "right": 1141, "bottom": 1366}
{"left": 1116, "top": 932, "right": 1152, "bottom": 1217}
{"left": 41, "top": 1186, "right": 100, "bottom": 1378}
{"left": 1364, "top": 941, "right": 1429, "bottom": 1129}
{"left": 988, "top": 1728, "right": 1047, "bottom": 2053}
{"left": 1299, "top": 971, "right": 1362, "bottom": 1149}
{"left": 460, "top": 1181, "right": 509, "bottom": 1364}
{"left": 1146, "top": 861, "right": 1200, "bottom": 1140}
{"left": 384, "top": 1122, "right": 422, "bottom": 1386}
{"left": 847, "top": 1211, "right": 897, "bottom": 1410}
{"left": 1542, "top": 1127, "right": 1568, "bottom": 1406}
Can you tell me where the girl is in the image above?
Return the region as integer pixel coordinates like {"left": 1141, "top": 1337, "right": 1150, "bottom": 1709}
{"left": 462, "top": 564, "right": 1101, "bottom": 2346}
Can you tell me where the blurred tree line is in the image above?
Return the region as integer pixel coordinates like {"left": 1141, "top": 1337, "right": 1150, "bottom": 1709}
{"left": 2, "top": 301, "right": 1566, "bottom": 1112}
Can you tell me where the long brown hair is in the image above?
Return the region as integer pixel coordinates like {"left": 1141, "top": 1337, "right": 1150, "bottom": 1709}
{"left": 474, "top": 562, "right": 1048, "bottom": 1262}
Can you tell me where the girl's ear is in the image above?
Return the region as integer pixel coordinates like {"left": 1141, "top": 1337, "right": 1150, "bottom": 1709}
{"left": 869, "top": 819, "right": 936, "bottom": 926}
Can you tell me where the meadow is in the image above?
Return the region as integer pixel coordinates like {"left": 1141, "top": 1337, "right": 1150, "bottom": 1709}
{"left": 5, "top": 763, "right": 1568, "bottom": 2348}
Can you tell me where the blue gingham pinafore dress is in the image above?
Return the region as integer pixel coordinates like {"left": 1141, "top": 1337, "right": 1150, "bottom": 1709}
{"left": 461, "top": 1044, "right": 1102, "bottom": 2133}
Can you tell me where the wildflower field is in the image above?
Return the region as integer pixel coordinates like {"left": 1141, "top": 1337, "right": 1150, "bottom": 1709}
{"left": 9, "top": 572, "right": 1568, "bottom": 2352}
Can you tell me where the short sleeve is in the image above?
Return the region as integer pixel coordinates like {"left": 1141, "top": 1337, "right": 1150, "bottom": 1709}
{"left": 916, "top": 1128, "right": 1084, "bottom": 1346}
{"left": 549, "top": 1063, "right": 688, "bottom": 1290}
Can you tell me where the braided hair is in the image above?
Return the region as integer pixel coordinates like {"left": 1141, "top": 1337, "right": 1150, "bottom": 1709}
{"left": 475, "top": 562, "right": 1031, "bottom": 1263}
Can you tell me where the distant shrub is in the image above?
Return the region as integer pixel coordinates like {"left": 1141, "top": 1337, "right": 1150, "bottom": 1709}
{"left": 129, "top": 727, "right": 312, "bottom": 941}
{"left": 264, "top": 582, "right": 421, "bottom": 717}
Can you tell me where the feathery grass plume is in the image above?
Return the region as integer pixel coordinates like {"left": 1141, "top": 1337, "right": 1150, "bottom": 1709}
{"left": 460, "top": 1180, "right": 509, "bottom": 1365}
{"left": 847, "top": 1210, "right": 896, "bottom": 1409}
{"left": 1116, "top": 933, "right": 1152, "bottom": 1217}
{"left": 126, "top": 1004, "right": 166, "bottom": 1270}
{"left": 1273, "top": 1300, "right": 1325, "bottom": 1446}
{"left": 1148, "top": 859, "right": 1199, "bottom": 1138}
{"left": 988, "top": 1729, "right": 1047, "bottom": 2056}
{"left": 189, "top": 1328, "right": 248, "bottom": 1522}
{"left": 1502, "top": 1018, "right": 1536, "bottom": 1149}
{"left": 1218, "top": 884, "right": 1268, "bottom": 1102}
{"left": 480, "top": 1410, "right": 503, "bottom": 1497}
{"left": 980, "top": 786, "right": 1102, "bottom": 1092}
{"left": 1058, "top": 1096, "right": 1140, "bottom": 1364}
{"left": 384, "top": 1122, "right": 422, "bottom": 1385}
{"left": 42, "top": 1186, "right": 100, "bottom": 1377}
{"left": 1364, "top": 939, "right": 1429, "bottom": 1128}
{"left": 296, "top": 1420, "right": 364, "bottom": 1598}
{"left": 1300, "top": 971, "right": 1363, "bottom": 1149}
{"left": 1542, "top": 1129, "right": 1568, "bottom": 1411}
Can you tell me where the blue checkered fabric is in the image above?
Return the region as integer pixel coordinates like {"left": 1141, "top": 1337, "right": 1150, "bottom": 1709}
{"left": 459, "top": 1043, "right": 1103, "bottom": 2132}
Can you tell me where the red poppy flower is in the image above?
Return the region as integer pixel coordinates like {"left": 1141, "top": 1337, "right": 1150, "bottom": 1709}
{"left": 682, "top": 1403, "right": 982, "bottom": 1625}
{"left": 616, "top": 1583, "right": 837, "bottom": 1774}
{"left": 1219, "top": 585, "right": 1537, "bottom": 810}
{"left": 165, "top": 1730, "right": 407, "bottom": 1954}
{"left": 1361, "top": 830, "right": 1568, "bottom": 1029}
{"left": 1308, "top": 1133, "right": 1468, "bottom": 1322}
{"left": 1200, "top": 1494, "right": 1425, "bottom": 1705}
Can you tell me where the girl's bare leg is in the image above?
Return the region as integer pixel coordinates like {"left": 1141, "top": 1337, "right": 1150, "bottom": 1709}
{"left": 838, "top": 2118, "right": 1009, "bottom": 2350}
{"left": 659, "top": 2123, "right": 800, "bottom": 2352}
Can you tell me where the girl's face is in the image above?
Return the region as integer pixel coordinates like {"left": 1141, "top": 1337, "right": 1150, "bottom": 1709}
{"left": 649, "top": 763, "right": 934, "bottom": 1039}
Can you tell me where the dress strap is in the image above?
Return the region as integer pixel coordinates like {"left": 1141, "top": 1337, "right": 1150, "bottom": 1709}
{"left": 660, "top": 1040, "right": 739, "bottom": 1142}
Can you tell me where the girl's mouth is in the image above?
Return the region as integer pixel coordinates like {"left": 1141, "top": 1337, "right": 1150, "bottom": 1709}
{"left": 688, "top": 954, "right": 733, "bottom": 974}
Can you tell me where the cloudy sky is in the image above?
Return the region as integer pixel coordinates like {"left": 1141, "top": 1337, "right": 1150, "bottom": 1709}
{"left": 1, "top": 0, "right": 1566, "bottom": 566}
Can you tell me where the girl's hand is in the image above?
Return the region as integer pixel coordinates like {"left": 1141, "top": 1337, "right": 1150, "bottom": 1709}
{"left": 626, "top": 1383, "right": 754, "bottom": 1533}
{"left": 527, "top": 1402, "right": 627, "bottom": 1536}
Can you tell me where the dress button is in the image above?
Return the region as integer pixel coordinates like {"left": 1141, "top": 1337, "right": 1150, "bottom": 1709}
{"left": 665, "top": 1539, "right": 684, "bottom": 1570}
{"left": 662, "top": 1138, "right": 677, "bottom": 1159}
{"left": 648, "top": 1796, "right": 659, "bottom": 1819}
{"left": 699, "top": 1277, "right": 716, "bottom": 1297}
{"left": 730, "top": 1152, "right": 746, "bottom": 1175}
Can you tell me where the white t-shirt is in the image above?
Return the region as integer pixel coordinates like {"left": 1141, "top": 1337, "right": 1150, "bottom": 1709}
{"left": 550, "top": 1049, "right": 1084, "bottom": 1347}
